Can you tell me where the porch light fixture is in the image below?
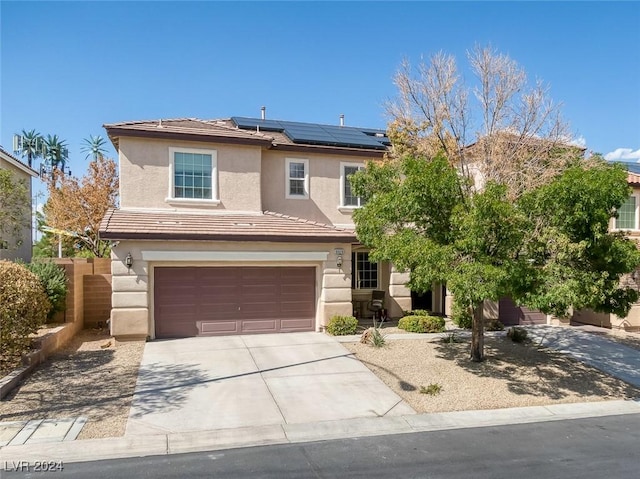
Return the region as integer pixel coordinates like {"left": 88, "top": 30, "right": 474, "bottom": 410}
{"left": 335, "top": 248, "right": 344, "bottom": 269}
{"left": 124, "top": 252, "right": 133, "bottom": 270}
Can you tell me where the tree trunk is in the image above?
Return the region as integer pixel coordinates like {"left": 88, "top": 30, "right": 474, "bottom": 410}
{"left": 470, "top": 302, "right": 485, "bottom": 362}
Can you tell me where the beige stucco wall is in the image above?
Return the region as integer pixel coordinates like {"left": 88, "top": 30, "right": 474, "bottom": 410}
{"left": 118, "top": 137, "right": 263, "bottom": 212}
{"left": 110, "top": 240, "right": 354, "bottom": 339}
{"left": 0, "top": 157, "right": 33, "bottom": 262}
{"left": 261, "top": 151, "right": 377, "bottom": 227}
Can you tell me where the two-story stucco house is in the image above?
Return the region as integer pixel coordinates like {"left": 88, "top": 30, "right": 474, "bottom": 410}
{"left": 0, "top": 145, "right": 38, "bottom": 262}
{"left": 100, "top": 117, "right": 448, "bottom": 340}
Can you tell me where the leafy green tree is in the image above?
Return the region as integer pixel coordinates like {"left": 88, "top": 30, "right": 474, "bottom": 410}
{"left": 17, "top": 129, "right": 43, "bottom": 168}
{"left": 81, "top": 135, "right": 108, "bottom": 161}
{"left": 0, "top": 169, "right": 30, "bottom": 251}
{"left": 351, "top": 154, "right": 640, "bottom": 361}
{"left": 516, "top": 160, "right": 640, "bottom": 317}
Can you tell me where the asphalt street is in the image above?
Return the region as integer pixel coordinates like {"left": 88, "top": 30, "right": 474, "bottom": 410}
{"left": 2, "top": 413, "right": 639, "bottom": 478}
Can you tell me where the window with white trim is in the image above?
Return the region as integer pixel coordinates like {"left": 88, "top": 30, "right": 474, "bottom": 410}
{"left": 615, "top": 194, "right": 639, "bottom": 230}
{"left": 340, "top": 162, "right": 365, "bottom": 207}
{"left": 285, "top": 158, "right": 309, "bottom": 199}
{"left": 351, "top": 251, "right": 379, "bottom": 289}
{"left": 169, "top": 147, "right": 218, "bottom": 202}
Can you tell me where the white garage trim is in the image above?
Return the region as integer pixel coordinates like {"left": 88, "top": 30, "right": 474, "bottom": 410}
{"left": 141, "top": 250, "right": 329, "bottom": 262}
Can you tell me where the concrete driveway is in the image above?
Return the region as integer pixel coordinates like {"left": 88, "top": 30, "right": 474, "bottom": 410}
{"left": 125, "top": 333, "right": 414, "bottom": 436}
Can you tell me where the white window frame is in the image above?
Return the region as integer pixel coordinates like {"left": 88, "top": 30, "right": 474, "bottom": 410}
{"left": 613, "top": 193, "right": 640, "bottom": 231}
{"left": 339, "top": 162, "right": 365, "bottom": 211}
{"left": 166, "top": 147, "right": 220, "bottom": 206}
{"left": 285, "top": 158, "right": 309, "bottom": 199}
{"left": 351, "top": 250, "right": 380, "bottom": 290}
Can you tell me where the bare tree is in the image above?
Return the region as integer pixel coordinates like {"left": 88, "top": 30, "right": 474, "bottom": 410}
{"left": 387, "top": 45, "right": 581, "bottom": 199}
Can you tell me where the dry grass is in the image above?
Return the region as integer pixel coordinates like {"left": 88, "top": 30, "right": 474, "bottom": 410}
{"left": 0, "top": 329, "right": 145, "bottom": 439}
{"left": 344, "top": 336, "right": 639, "bottom": 413}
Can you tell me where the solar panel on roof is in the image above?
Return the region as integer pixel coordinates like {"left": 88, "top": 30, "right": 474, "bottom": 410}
{"left": 231, "top": 116, "right": 389, "bottom": 150}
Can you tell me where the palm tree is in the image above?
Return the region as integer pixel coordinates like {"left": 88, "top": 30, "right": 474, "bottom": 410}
{"left": 81, "top": 135, "right": 108, "bottom": 161}
{"left": 18, "top": 129, "right": 43, "bottom": 168}
{"left": 43, "top": 134, "right": 69, "bottom": 174}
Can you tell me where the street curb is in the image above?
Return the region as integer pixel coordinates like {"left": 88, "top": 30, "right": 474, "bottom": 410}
{"left": 1, "top": 399, "right": 639, "bottom": 466}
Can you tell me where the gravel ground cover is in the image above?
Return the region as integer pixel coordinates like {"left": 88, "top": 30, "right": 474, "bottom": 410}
{"left": 2, "top": 324, "right": 638, "bottom": 440}
{"left": 0, "top": 329, "right": 145, "bottom": 439}
{"left": 344, "top": 335, "right": 640, "bottom": 413}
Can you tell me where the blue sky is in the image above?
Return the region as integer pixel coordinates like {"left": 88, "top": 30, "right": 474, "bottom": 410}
{"left": 1, "top": 1, "right": 639, "bottom": 190}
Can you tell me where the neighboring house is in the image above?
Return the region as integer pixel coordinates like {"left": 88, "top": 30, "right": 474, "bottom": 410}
{"left": 0, "top": 145, "right": 38, "bottom": 262}
{"left": 100, "top": 117, "right": 448, "bottom": 339}
{"left": 573, "top": 170, "right": 640, "bottom": 331}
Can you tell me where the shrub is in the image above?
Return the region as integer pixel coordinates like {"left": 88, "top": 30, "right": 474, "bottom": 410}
{"left": 451, "top": 300, "right": 473, "bottom": 329}
{"left": 406, "top": 309, "right": 430, "bottom": 317}
{"left": 398, "top": 315, "right": 445, "bottom": 333}
{"left": 360, "top": 324, "right": 388, "bottom": 348}
{"left": 326, "top": 315, "right": 358, "bottom": 336}
{"left": 485, "top": 319, "right": 505, "bottom": 331}
{"left": 507, "top": 327, "right": 528, "bottom": 343}
{"left": 0, "top": 261, "right": 51, "bottom": 367}
{"left": 25, "top": 260, "right": 68, "bottom": 320}
{"left": 420, "top": 383, "right": 443, "bottom": 395}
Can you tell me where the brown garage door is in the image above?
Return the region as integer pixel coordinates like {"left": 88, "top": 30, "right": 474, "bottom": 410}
{"left": 498, "top": 297, "right": 546, "bottom": 326}
{"left": 154, "top": 266, "right": 316, "bottom": 338}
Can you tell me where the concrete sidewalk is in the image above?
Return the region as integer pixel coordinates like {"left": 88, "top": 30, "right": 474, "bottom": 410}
{"left": 525, "top": 326, "right": 640, "bottom": 388}
{"left": 1, "top": 399, "right": 639, "bottom": 465}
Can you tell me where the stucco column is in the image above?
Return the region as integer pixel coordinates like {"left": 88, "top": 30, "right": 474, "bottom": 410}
{"left": 110, "top": 248, "right": 150, "bottom": 339}
{"left": 319, "top": 245, "right": 353, "bottom": 329}
{"left": 388, "top": 264, "right": 411, "bottom": 318}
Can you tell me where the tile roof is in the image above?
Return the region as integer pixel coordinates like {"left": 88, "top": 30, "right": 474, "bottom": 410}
{"left": 99, "top": 209, "right": 356, "bottom": 243}
{"left": 104, "top": 118, "right": 387, "bottom": 157}
{"left": 628, "top": 172, "right": 640, "bottom": 185}
{"left": 0, "top": 145, "right": 39, "bottom": 177}
{"left": 103, "top": 118, "right": 273, "bottom": 149}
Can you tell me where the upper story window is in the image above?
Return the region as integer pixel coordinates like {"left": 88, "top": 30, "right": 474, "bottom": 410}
{"left": 340, "top": 162, "right": 365, "bottom": 208}
{"left": 168, "top": 147, "right": 218, "bottom": 204}
{"left": 285, "top": 158, "right": 309, "bottom": 199}
{"left": 615, "top": 194, "right": 639, "bottom": 230}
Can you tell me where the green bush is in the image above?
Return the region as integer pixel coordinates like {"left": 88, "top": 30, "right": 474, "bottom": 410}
{"left": 398, "top": 315, "right": 445, "bottom": 333}
{"left": 0, "top": 261, "right": 51, "bottom": 369}
{"left": 485, "top": 319, "right": 505, "bottom": 331}
{"left": 406, "top": 309, "right": 430, "bottom": 317}
{"left": 507, "top": 327, "right": 528, "bottom": 343}
{"left": 326, "top": 315, "right": 358, "bottom": 336}
{"left": 451, "top": 300, "right": 473, "bottom": 329}
{"left": 25, "top": 260, "right": 67, "bottom": 320}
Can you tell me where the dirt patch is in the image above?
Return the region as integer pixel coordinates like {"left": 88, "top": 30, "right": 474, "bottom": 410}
{"left": 344, "top": 336, "right": 639, "bottom": 413}
{"left": 0, "top": 329, "right": 145, "bottom": 439}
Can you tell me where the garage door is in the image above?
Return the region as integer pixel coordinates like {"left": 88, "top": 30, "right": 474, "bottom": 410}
{"left": 498, "top": 297, "right": 546, "bottom": 326}
{"left": 154, "top": 266, "right": 316, "bottom": 338}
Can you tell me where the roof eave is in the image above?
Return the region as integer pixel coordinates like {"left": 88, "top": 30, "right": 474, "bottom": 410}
{"left": 270, "top": 143, "right": 387, "bottom": 158}
{"left": 0, "top": 148, "right": 39, "bottom": 177}
{"left": 103, "top": 127, "right": 273, "bottom": 149}
{"left": 99, "top": 231, "right": 357, "bottom": 243}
